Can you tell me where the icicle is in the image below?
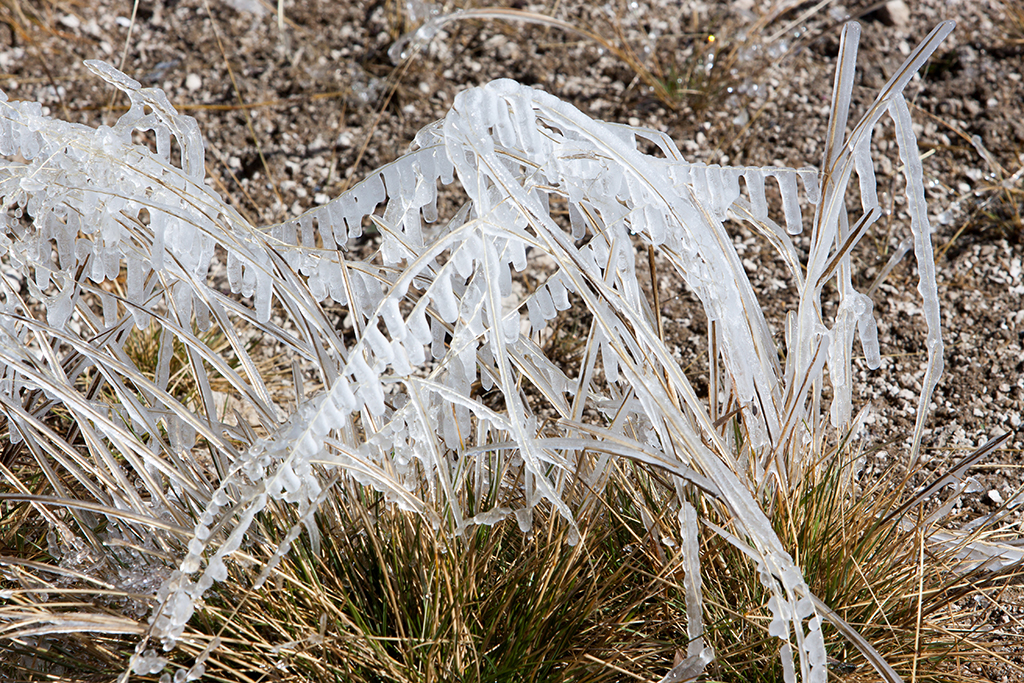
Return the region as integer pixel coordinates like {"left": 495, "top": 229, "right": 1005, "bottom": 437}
{"left": 381, "top": 298, "right": 406, "bottom": 341}
{"left": 390, "top": 339, "right": 413, "bottom": 375}
{"left": 308, "top": 267, "right": 327, "bottom": 302}
{"left": 317, "top": 389, "right": 346, "bottom": 425}
{"left": 533, "top": 286, "right": 555, "bottom": 322}
{"left": 718, "top": 166, "right": 744, "bottom": 215}
{"left": 691, "top": 164, "right": 712, "bottom": 214}
{"left": 54, "top": 211, "right": 75, "bottom": 269}
{"left": 433, "top": 144, "right": 454, "bottom": 185}
{"left": 331, "top": 375, "right": 356, "bottom": 413}
{"left": 569, "top": 203, "right": 586, "bottom": 239}
{"left": 799, "top": 167, "right": 820, "bottom": 204}
{"left": 315, "top": 208, "right": 336, "bottom": 251}
{"left": 497, "top": 258, "right": 512, "bottom": 297}
{"left": 273, "top": 219, "right": 293, "bottom": 248}
{"left": 327, "top": 262, "right": 348, "bottom": 305}
{"left": 602, "top": 340, "right": 619, "bottom": 383}
{"left": 323, "top": 199, "right": 347, "bottom": 247}
{"left": 353, "top": 173, "right": 386, "bottom": 233}
{"left": 432, "top": 269, "right": 459, "bottom": 323}
{"left": 349, "top": 268, "right": 382, "bottom": 320}
{"left": 351, "top": 352, "right": 385, "bottom": 416}
{"left": 451, "top": 240, "right": 474, "bottom": 278}
{"left": 547, "top": 276, "right": 571, "bottom": 311}
{"left": 407, "top": 305, "right": 432, "bottom": 346}
{"left": 491, "top": 92, "right": 516, "bottom": 148}
{"left": 45, "top": 277, "right": 74, "bottom": 329}
{"left": 515, "top": 507, "right": 533, "bottom": 533}
{"left": 240, "top": 259, "right": 257, "bottom": 298}
{"left": 525, "top": 295, "right": 544, "bottom": 335}
{"left": 299, "top": 214, "right": 315, "bottom": 248}
{"left": 502, "top": 310, "right": 519, "bottom": 342}
{"left": 89, "top": 235, "right": 107, "bottom": 282}
{"left": 767, "top": 595, "right": 791, "bottom": 638}
{"left": 773, "top": 170, "right": 803, "bottom": 235}
{"left": 780, "top": 643, "right": 797, "bottom": 683}
{"left": 431, "top": 316, "right": 447, "bottom": 359}
{"left": 366, "top": 325, "right": 394, "bottom": 364}
{"left": 509, "top": 236, "right": 527, "bottom": 272}
{"left": 804, "top": 615, "right": 826, "bottom": 671}
{"left": 509, "top": 94, "right": 540, "bottom": 157}
{"left": 852, "top": 292, "right": 881, "bottom": 369}
{"left": 405, "top": 335, "right": 426, "bottom": 365}
{"left": 380, "top": 162, "right": 409, "bottom": 203}
{"left": 254, "top": 271, "right": 273, "bottom": 322}
{"left": 420, "top": 183, "right": 438, "bottom": 224}
{"left": 100, "top": 290, "right": 116, "bottom": 328}
{"left": 744, "top": 167, "right": 768, "bottom": 221}
{"left": 644, "top": 204, "right": 666, "bottom": 245}
{"left": 852, "top": 136, "right": 878, "bottom": 215}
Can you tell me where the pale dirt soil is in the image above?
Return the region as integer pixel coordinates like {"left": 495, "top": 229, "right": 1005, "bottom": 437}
{"left": 1, "top": 0, "right": 1023, "bottom": 678}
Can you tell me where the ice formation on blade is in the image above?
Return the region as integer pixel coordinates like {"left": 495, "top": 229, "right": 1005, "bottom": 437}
{"left": 0, "top": 19, "right": 956, "bottom": 683}
{"left": 677, "top": 503, "right": 706, "bottom": 660}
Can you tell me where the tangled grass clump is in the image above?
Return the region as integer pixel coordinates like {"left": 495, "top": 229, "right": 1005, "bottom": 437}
{"left": 0, "top": 16, "right": 1021, "bottom": 683}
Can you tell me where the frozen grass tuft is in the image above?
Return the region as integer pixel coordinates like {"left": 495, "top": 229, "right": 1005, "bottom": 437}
{"left": 0, "top": 16, "right": 1021, "bottom": 683}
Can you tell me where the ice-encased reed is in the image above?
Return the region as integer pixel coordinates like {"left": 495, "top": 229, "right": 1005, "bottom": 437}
{"left": 0, "top": 21, "right": 954, "bottom": 683}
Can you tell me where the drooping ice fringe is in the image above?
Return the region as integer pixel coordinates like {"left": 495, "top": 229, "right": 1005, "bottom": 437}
{"left": 0, "top": 21, "right": 954, "bottom": 683}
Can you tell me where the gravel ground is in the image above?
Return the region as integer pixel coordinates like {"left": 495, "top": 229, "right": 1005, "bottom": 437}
{"left": 1, "top": 0, "right": 1023, "bottom": 670}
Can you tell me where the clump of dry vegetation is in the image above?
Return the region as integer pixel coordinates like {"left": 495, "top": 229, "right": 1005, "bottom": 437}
{"left": 0, "top": 3, "right": 1021, "bottom": 683}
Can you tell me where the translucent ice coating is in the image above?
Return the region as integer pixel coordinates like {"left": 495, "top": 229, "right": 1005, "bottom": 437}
{"left": 0, "top": 20, "right": 955, "bottom": 683}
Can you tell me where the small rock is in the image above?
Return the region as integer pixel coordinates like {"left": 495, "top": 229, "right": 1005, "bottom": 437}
{"left": 879, "top": 1, "right": 911, "bottom": 32}
{"left": 988, "top": 489, "right": 1004, "bottom": 505}
{"left": 185, "top": 74, "right": 202, "bottom": 92}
